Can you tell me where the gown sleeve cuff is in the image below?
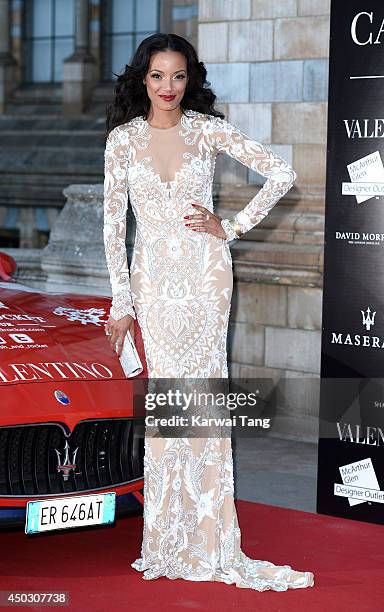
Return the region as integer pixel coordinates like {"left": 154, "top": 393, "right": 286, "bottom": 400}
{"left": 221, "top": 218, "right": 242, "bottom": 243}
{"left": 110, "top": 299, "right": 136, "bottom": 321}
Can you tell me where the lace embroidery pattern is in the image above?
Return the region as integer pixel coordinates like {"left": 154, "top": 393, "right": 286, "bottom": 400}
{"left": 103, "top": 111, "right": 296, "bottom": 319}
{"left": 131, "top": 437, "right": 314, "bottom": 591}
{"left": 103, "top": 126, "right": 136, "bottom": 320}
{"left": 205, "top": 115, "right": 297, "bottom": 242}
{"left": 103, "top": 110, "right": 314, "bottom": 591}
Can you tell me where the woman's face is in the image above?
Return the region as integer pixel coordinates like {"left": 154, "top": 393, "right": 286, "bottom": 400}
{"left": 143, "top": 50, "right": 188, "bottom": 114}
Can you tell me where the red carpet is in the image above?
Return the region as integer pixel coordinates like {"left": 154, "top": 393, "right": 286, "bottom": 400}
{"left": 0, "top": 500, "right": 382, "bottom": 612}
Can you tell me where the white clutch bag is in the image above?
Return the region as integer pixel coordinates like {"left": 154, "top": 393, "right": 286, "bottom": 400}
{"left": 117, "top": 329, "right": 143, "bottom": 378}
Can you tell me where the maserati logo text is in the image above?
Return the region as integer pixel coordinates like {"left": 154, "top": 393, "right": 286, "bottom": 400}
{"left": 331, "top": 306, "right": 384, "bottom": 347}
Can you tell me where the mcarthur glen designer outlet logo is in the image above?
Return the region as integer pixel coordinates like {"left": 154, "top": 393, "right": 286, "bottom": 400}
{"left": 343, "top": 151, "right": 384, "bottom": 203}
{"left": 334, "top": 458, "right": 384, "bottom": 507}
{"left": 330, "top": 306, "right": 383, "bottom": 347}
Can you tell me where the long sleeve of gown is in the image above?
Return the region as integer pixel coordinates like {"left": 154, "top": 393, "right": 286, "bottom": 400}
{"left": 209, "top": 116, "right": 297, "bottom": 243}
{"left": 103, "top": 125, "right": 136, "bottom": 321}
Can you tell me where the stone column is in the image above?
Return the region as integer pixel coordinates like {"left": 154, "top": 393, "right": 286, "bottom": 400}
{"left": 0, "top": 0, "right": 16, "bottom": 113}
{"left": 62, "top": 0, "right": 97, "bottom": 116}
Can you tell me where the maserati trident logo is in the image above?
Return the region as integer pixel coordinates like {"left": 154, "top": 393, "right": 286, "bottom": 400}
{"left": 361, "top": 306, "right": 376, "bottom": 331}
{"left": 330, "top": 304, "right": 382, "bottom": 347}
{"left": 55, "top": 440, "right": 79, "bottom": 481}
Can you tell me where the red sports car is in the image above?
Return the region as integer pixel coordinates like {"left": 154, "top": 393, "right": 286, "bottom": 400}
{"left": 0, "top": 275, "right": 147, "bottom": 535}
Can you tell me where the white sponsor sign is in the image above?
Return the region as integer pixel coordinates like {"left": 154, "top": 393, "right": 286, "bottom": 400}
{"left": 336, "top": 457, "right": 380, "bottom": 506}
{"left": 346, "top": 151, "right": 384, "bottom": 203}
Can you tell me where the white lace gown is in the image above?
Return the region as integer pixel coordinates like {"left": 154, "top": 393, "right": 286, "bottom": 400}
{"left": 103, "top": 109, "right": 315, "bottom": 591}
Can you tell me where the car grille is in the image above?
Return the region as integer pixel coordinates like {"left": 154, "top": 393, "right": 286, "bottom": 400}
{"left": 0, "top": 420, "right": 144, "bottom": 497}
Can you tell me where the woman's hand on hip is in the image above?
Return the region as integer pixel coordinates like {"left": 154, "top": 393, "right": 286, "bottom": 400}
{"left": 104, "top": 314, "right": 134, "bottom": 357}
{"left": 184, "top": 204, "right": 227, "bottom": 240}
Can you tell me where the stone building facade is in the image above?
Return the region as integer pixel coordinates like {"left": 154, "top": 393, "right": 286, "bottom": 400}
{"left": 196, "top": 0, "right": 330, "bottom": 440}
{"left": 0, "top": 0, "right": 331, "bottom": 441}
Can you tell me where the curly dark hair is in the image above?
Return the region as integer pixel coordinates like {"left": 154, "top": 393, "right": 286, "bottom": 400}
{"left": 105, "top": 32, "right": 224, "bottom": 140}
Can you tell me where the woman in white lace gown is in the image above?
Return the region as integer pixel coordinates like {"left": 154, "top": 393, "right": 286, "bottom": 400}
{"left": 103, "top": 34, "right": 314, "bottom": 592}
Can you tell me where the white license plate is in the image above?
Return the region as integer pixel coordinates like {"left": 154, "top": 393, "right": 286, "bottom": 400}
{"left": 25, "top": 492, "right": 116, "bottom": 534}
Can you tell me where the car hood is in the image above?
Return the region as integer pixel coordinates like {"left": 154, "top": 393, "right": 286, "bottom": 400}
{"left": 0, "top": 281, "right": 147, "bottom": 387}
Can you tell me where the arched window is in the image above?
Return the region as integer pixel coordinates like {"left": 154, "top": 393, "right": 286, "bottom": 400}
{"left": 103, "top": 0, "right": 160, "bottom": 80}
{"left": 25, "top": 0, "right": 75, "bottom": 83}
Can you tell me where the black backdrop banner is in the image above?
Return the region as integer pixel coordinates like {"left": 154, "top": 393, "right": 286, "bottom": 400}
{"left": 317, "top": 1, "right": 384, "bottom": 525}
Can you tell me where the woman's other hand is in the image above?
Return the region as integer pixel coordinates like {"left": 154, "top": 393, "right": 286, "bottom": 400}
{"left": 104, "top": 314, "right": 135, "bottom": 357}
{"left": 183, "top": 203, "right": 227, "bottom": 240}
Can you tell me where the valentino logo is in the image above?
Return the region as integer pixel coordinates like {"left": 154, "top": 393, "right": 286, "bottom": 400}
{"left": 0, "top": 361, "right": 114, "bottom": 385}
{"left": 361, "top": 306, "right": 376, "bottom": 330}
{"left": 344, "top": 119, "right": 384, "bottom": 139}
{"left": 337, "top": 422, "right": 384, "bottom": 445}
{"left": 55, "top": 440, "right": 79, "bottom": 481}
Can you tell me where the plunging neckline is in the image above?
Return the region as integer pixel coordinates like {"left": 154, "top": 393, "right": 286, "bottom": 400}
{"left": 136, "top": 157, "right": 191, "bottom": 198}
{"left": 138, "top": 111, "right": 192, "bottom": 192}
